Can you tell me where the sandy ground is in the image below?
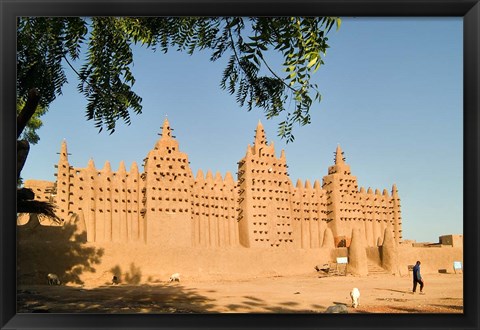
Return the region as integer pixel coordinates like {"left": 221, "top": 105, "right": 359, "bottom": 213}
{"left": 17, "top": 272, "right": 463, "bottom": 314}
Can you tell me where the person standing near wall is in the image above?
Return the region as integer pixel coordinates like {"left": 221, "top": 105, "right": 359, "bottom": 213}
{"left": 412, "top": 260, "right": 425, "bottom": 294}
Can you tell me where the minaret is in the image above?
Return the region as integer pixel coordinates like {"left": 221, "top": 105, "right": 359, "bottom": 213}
{"left": 335, "top": 144, "right": 345, "bottom": 165}
{"left": 143, "top": 118, "right": 194, "bottom": 247}
{"left": 60, "top": 140, "right": 69, "bottom": 162}
{"left": 322, "top": 144, "right": 360, "bottom": 247}
{"left": 160, "top": 118, "right": 172, "bottom": 140}
{"left": 154, "top": 118, "right": 179, "bottom": 151}
{"left": 253, "top": 120, "right": 267, "bottom": 154}
{"left": 330, "top": 144, "right": 351, "bottom": 176}
{"left": 55, "top": 139, "right": 71, "bottom": 221}
{"left": 237, "top": 121, "right": 293, "bottom": 248}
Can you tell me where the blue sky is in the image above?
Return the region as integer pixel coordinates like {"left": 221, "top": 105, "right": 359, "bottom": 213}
{"left": 21, "top": 17, "right": 463, "bottom": 243}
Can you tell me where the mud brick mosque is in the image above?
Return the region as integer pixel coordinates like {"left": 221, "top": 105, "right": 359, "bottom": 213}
{"left": 26, "top": 119, "right": 402, "bottom": 249}
{"left": 19, "top": 119, "right": 462, "bottom": 284}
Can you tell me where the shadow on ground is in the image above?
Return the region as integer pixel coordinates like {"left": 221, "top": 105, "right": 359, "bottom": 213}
{"left": 17, "top": 283, "right": 216, "bottom": 313}
{"left": 17, "top": 284, "right": 328, "bottom": 313}
{"left": 223, "top": 295, "right": 326, "bottom": 313}
{"left": 17, "top": 214, "right": 104, "bottom": 285}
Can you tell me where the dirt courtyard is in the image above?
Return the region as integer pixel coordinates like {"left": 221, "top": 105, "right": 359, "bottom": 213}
{"left": 17, "top": 272, "right": 463, "bottom": 314}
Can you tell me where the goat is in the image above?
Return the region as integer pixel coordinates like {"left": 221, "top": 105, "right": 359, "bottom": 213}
{"left": 350, "top": 287, "right": 360, "bottom": 308}
{"left": 47, "top": 273, "right": 61, "bottom": 285}
{"left": 169, "top": 273, "right": 180, "bottom": 282}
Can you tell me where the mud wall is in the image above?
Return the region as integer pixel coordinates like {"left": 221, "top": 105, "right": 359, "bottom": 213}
{"left": 396, "top": 245, "right": 463, "bottom": 276}
{"left": 18, "top": 240, "right": 335, "bottom": 286}
{"left": 17, "top": 223, "right": 463, "bottom": 286}
{"left": 17, "top": 214, "right": 463, "bottom": 286}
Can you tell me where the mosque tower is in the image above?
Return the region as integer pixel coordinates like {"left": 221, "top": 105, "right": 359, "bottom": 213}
{"left": 54, "top": 140, "right": 72, "bottom": 221}
{"left": 237, "top": 121, "right": 293, "bottom": 248}
{"left": 322, "top": 145, "right": 361, "bottom": 247}
{"left": 141, "top": 118, "right": 194, "bottom": 246}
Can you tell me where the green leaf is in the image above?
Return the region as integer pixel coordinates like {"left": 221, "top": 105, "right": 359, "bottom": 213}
{"left": 307, "top": 56, "right": 318, "bottom": 68}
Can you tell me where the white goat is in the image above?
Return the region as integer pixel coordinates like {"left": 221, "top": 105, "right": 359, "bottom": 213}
{"left": 350, "top": 287, "right": 360, "bottom": 308}
{"left": 47, "top": 273, "right": 61, "bottom": 285}
{"left": 169, "top": 273, "right": 180, "bottom": 282}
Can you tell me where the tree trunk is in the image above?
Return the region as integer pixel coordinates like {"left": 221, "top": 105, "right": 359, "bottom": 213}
{"left": 17, "top": 140, "right": 30, "bottom": 181}
{"left": 17, "top": 88, "right": 40, "bottom": 139}
{"left": 17, "top": 88, "right": 40, "bottom": 181}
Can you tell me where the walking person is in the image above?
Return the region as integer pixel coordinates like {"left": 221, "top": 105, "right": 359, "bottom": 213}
{"left": 412, "top": 260, "right": 425, "bottom": 294}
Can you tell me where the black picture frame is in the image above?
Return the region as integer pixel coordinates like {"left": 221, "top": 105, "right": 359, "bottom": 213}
{"left": 1, "top": 1, "right": 478, "bottom": 329}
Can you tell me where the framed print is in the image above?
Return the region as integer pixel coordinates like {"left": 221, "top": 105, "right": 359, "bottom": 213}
{"left": 1, "top": 1, "right": 479, "bottom": 329}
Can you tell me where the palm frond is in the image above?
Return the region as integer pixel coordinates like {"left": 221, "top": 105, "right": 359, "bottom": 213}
{"left": 17, "top": 197, "right": 61, "bottom": 224}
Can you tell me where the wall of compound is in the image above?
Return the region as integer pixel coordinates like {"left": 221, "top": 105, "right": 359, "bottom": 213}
{"left": 16, "top": 217, "right": 463, "bottom": 286}
{"left": 396, "top": 245, "right": 463, "bottom": 276}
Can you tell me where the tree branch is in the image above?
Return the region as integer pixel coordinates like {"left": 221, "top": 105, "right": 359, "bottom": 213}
{"left": 257, "top": 52, "right": 296, "bottom": 93}
{"left": 226, "top": 18, "right": 296, "bottom": 96}
{"left": 226, "top": 19, "right": 250, "bottom": 81}
{"left": 64, "top": 56, "right": 83, "bottom": 81}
